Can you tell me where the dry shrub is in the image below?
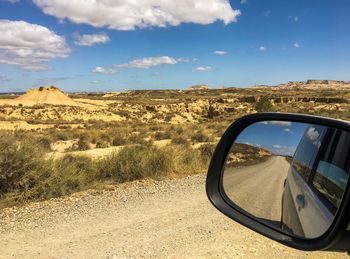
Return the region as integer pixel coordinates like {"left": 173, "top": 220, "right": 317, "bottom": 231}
{"left": 77, "top": 136, "right": 90, "bottom": 150}
{"left": 190, "top": 131, "right": 212, "bottom": 143}
{"left": 97, "top": 144, "right": 172, "bottom": 182}
{"left": 0, "top": 135, "right": 44, "bottom": 197}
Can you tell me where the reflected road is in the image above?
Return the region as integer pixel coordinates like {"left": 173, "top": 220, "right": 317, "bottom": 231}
{"left": 223, "top": 156, "right": 290, "bottom": 222}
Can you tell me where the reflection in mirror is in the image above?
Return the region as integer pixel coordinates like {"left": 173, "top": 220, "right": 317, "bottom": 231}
{"left": 222, "top": 121, "right": 350, "bottom": 239}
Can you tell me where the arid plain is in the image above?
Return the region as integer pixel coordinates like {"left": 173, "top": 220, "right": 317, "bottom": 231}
{"left": 0, "top": 80, "right": 349, "bottom": 258}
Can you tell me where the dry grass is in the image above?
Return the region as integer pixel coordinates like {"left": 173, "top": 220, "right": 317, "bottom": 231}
{"left": 1, "top": 82, "right": 350, "bottom": 207}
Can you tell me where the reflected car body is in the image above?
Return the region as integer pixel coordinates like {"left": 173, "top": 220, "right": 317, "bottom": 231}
{"left": 281, "top": 125, "right": 350, "bottom": 238}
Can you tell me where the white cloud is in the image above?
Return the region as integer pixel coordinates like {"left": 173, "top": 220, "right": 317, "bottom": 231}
{"left": 93, "top": 66, "right": 117, "bottom": 75}
{"left": 33, "top": 0, "right": 241, "bottom": 30}
{"left": 262, "top": 10, "right": 271, "bottom": 18}
{"left": 306, "top": 126, "right": 323, "bottom": 148}
{"left": 118, "top": 56, "right": 178, "bottom": 69}
{"left": 240, "top": 0, "right": 248, "bottom": 4}
{"left": 177, "top": 57, "right": 197, "bottom": 63}
{"left": 1, "top": 0, "right": 19, "bottom": 3}
{"left": 259, "top": 121, "right": 292, "bottom": 127}
{"left": 271, "top": 145, "right": 296, "bottom": 156}
{"left": 284, "top": 128, "right": 294, "bottom": 135}
{"left": 306, "top": 127, "right": 323, "bottom": 148}
{"left": 214, "top": 50, "right": 228, "bottom": 56}
{"left": 293, "top": 42, "right": 300, "bottom": 48}
{"left": 193, "top": 66, "right": 214, "bottom": 72}
{"left": 269, "top": 121, "right": 291, "bottom": 126}
{"left": 94, "top": 56, "right": 193, "bottom": 74}
{"left": 259, "top": 46, "right": 267, "bottom": 51}
{"left": 0, "top": 20, "right": 70, "bottom": 71}
{"left": 306, "top": 127, "right": 320, "bottom": 141}
{"left": 37, "top": 77, "right": 71, "bottom": 85}
{"left": 73, "top": 32, "right": 110, "bottom": 46}
{"left": 289, "top": 16, "right": 299, "bottom": 22}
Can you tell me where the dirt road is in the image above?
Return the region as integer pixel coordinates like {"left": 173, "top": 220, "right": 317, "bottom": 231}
{"left": 223, "top": 156, "right": 290, "bottom": 221}
{"left": 0, "top": 174, "right": 345, "bottom": 258}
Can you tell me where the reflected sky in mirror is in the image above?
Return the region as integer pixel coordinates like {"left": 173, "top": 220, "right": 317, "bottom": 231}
{"left": 235, "top": 121, "right": 308, "bottom": 156}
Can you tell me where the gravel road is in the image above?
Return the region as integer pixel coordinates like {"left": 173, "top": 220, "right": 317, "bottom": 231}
{"left": 0, "top": 174, "right": 346, "bottom": 258}
{"left": 223, "top": 156, "right": 290, "bottom": 222}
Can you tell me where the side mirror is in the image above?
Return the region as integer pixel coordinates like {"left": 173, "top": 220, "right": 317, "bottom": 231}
{"left": 206, "top": 113, "right": 350, "bottom": 252}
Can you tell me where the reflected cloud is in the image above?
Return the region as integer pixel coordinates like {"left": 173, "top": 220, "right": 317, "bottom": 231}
{"left": 271, "top": 144, "right": 296, "bottom": 156}
{"left": 284, "top": 128, "right": 294, "bottom": 135}
{"left": 306, "top": 127, "right": 322, "bottom": 147}
{"left": 259, "top": 121, "right": 292, "bottom": 127}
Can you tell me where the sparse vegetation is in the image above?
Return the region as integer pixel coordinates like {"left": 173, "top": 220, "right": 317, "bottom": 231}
{"left": 198, "top": 143, "right": 216, "bottom": 162}
{"left": 1, "top": 81, "right": 350, "bottom": 207}
{"left": 171, "top": 135, "right": 188, "bottom": 145}
{"left": 0, "top": 136, "right": 209, "bottom": 207}
{"left": 255, "top": 96, "right": 274, "bottom": 112}
{"left": 77, "top": 136, "right": 90, "bottom": 151}
{"left": 190, "top": 131, "right": 212, "bottom": 143}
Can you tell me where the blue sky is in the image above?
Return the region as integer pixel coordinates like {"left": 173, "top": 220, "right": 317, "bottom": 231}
{"left": 0, "top": 0, "right": 349, "bottom": 92}
{"left": 236, "top": 121, "right": 308, "bottom": 156}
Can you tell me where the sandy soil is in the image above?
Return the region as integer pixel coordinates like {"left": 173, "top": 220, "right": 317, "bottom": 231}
{"left": 48, "top": 140, "right": 172, "bottom": 160}
{"left": 0, "top": 121, "right": 54, "bottom": 131}
{"left": 47, "top": 146, "right": 126, "bottom": 160}
{"left": 0, "top": 174, "right": 345, "bottom": 258}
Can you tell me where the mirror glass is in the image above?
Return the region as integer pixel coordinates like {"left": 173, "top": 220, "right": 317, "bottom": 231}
{"left": 222, "top": 120, "right": 350, "bottom": 239}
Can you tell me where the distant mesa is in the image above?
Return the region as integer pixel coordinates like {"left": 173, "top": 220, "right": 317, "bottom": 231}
{"left": 276, "top": 80, "right": 350, "bottom": 90}
{"left": 306, "top": 79, "right": 346, "bottom": 85}
{"left": 2, "top": 86, "right": 78, "bottom": 107}
{"left": 188, "top": 85, "right": 209, "bottom": 90}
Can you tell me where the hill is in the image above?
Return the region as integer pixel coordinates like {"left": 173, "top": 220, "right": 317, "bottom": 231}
{"left": 0, "top": 86, "right": 78, "bottom": 107}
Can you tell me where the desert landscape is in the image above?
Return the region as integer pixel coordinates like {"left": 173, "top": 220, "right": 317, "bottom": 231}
{"left": 1, "top": 80, "right": 349, "bottom": 258}
{"left": 1, "top": 80, "right": 350, "bottom": 205}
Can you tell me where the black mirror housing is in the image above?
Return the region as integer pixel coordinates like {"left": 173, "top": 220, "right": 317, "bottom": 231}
{"left": 206, "top": 112, "right": 350, "bottom": 252}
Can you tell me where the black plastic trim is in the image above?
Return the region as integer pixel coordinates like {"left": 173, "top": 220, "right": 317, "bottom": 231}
{"left": 206, "top": 112, "right": 350, "bottom": 251}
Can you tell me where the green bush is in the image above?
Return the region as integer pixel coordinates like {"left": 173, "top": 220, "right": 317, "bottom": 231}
{"left": 255, "top": 96, "right": 274, "bottom": 112}
{"left": 190, "top": 131, "right": 211, "bottom": 143}
{"left": 100, "top": 133, "right": 111, "bottom": 143}
{"left": 128, "top": 133, "right": 147, "bottom": 145}
{"left": 169, "top": 125, "right": 184, "bottom": 135}
{"left": 171, "top": 135, "right": 188, "bottom": 145}
{"left": 154, "top": 131, "right": 171, "bottom": 140}
{"left": 96, "top": 140, "right": 109, "bottom": 149}
{"left": 112, "top": 136, "right": 127, "bottom": 146}
{"left": 55, "top": 132, "right": 70, "bottom": 141}
{"left": 97, "top": 145, "right": 172, "bottom": 182}
{"left": 198, "top": 143, "right": 216, "bottom": 162}
{"left": 37, "top": 136, "right": 52, "bottom": 151}
{"left": 206, "top": 105, "right": 218, "bottom": 119}
{"left": 0, "top": 135, "right": 44, "bottom": 196}
{"left": 161, "top": 144, "right": 204, "bottom": 175}
{"left": 77, "top": 137, "right": 90, "bottom": 151}
{"left": 14, "top": 155, "right": 97, "bottom": 202}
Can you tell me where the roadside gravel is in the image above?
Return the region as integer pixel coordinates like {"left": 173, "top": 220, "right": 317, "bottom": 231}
{"left": 0, "top": 174, "right": 346, "bottom": 258}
